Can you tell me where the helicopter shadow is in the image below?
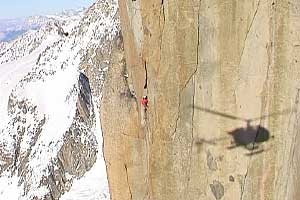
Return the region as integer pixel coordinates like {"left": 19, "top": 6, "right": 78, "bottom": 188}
{"left": 192, "top": 106, "right": 289, "bottom": 156}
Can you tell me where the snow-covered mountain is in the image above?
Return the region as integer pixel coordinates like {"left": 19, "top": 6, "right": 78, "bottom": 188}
{"left": 0, "top": 0, "right": 120, "bottom": 199}
{"left": 0, "top": 16, "right": 50, "bottom": 42}
{"left": 0, "top": 8, "right": 86, "bottom": 42}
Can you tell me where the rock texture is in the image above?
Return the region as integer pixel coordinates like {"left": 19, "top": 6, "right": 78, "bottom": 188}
{"left": 0, "top": 1, "right": 120, "bottom": 198}
{"left": 101, "top": 0, "right": 300, "bottom": 199}
{"left": 0, "top": 72, "right": 97, "bottom": 199}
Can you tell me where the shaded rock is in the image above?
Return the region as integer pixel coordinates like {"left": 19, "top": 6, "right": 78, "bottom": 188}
{"left": 0, "top": 72, "right": 97, "bottom": 199}
{"left": 207, "top": 150, "right": 218, "bottom": 171}
{"left": 229, "top": 175, "right": 235, "bottom": 182}
{"left": 210, "top": 180, "right": 225, "bottom": 200}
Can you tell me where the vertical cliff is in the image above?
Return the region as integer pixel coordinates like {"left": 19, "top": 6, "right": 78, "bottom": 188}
{"left": 101, "top": 0, "right": 300, "bottom": 199}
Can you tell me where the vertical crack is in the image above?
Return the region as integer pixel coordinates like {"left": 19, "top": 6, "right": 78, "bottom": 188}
{"left": 124, "top": 164, "right": 133, "bottom": 200}
{"left": 196, "top": 11, "right": 200, "bottom": 67}
{"left": 238, "top": 0, "right": 261, "bottom": 68}
{"left": 171, "top": 101, "right": 181, "bottom": 140}
{"left": 159, "top": 1, "right": 165, "bottom": 66}
{"left": 162, "top": 1, "right": 165, "bottom": 22}
{"left": 145, "top": 127, "right": 151, "bottom": 200}
{"left": 240, "top": 167, "right": 249, "bottom": 200}
{"left": 283, "top": 89, "right": 300, "bottom": 195}
{"left": 239, "top": 2, "right": 261, "bottom": 199}
{"left": 186, "top": 72, "right": 196, "bottom": 192}
{"left": 144, "top": 61, "right": 148, "bottom": 89}
{"left": 186, "top": 9, "right": 200, "bottom": 193}
{"left": 171, "top": 67, "right": 198, "bottom": 140}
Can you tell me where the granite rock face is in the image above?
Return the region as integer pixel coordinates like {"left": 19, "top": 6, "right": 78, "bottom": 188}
{"left": 101, "top": 0, "right": 300, "bottom": 199}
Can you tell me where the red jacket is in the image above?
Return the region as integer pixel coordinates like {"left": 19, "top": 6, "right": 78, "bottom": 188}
{"left": 141, "top": 98, "right": 148, "bottom": 107}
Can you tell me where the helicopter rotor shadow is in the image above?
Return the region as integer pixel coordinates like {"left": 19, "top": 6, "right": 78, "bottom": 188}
{"left": 192, "top": 106, "right": 289, "bottom": 155}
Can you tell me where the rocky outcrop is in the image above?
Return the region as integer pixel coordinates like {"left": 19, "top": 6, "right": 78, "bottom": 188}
{"left": 0, "top": 1, "right": 119, "bottom": 199}
{"left": 78, "top": 0, "right": 120, "bottom": 103}
{"left": 0, "top": 71, "right": 97, "bottom": 199}
{"left": 46, "top": 72, "right": 98, "bottom": 199}
{"left": 101, "top": 38, "right": 146, "bottom": 200}
{"left": 101, "top": 0, "right": 300, "bottom": 199}
{"left": 0, "top": 72, "right": 97, "bottom": 199}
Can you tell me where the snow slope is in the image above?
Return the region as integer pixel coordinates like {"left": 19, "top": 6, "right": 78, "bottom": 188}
{"left": 0, "top": 33, "right": 60, "bottom": 128}
{"left": 0, "top": 0, "right": 119, "bottom": 199}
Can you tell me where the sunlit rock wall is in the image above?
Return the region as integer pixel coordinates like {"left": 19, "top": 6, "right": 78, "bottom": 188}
{"left": 102, "top": 0, "right": 300, "bottom": 199}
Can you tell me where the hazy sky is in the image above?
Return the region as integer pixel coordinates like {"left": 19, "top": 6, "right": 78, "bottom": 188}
{"left": 0, "top": 0, "right": 95, "bottom": 19}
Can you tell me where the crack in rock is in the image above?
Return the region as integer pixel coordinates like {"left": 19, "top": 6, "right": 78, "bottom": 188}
{"left": 238, "top": 0, "right": 261, "bottom": 68}
{"left": 124, "top": 164, "right": 133, "bottom": 200}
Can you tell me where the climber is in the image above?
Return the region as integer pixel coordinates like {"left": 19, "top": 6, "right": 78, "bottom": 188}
{"left": 141, "top": 95, "right": 149, "bottom": 111}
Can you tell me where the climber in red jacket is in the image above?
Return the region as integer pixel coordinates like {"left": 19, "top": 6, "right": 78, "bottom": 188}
{"left": 141, "top": 95, "right": 149, "bottom": 111}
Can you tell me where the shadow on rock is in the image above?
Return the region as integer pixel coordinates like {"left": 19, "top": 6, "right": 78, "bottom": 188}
{"left": 192, "top": 106, "right": 289, "bottom": 155}
{"left": 226, "top": 122, "right": 274, "bottom": 152}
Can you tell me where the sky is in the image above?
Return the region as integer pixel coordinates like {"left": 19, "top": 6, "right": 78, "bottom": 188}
{"left": 0, "top": 0, "right": 96, "bottom": 19}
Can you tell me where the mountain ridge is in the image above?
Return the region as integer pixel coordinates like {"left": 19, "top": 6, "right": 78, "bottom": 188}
{"left": 0, "top": 0, "right": 120, "bottom": 199}
{"left": 0, "top": 8, "right": 86, "bottom": 42}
